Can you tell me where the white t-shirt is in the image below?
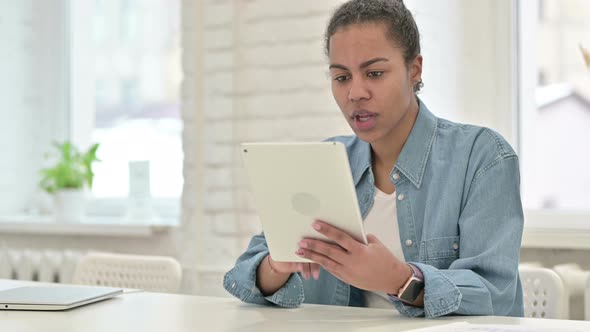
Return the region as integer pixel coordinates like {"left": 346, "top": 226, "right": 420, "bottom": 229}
{"left": 363, "top": 187, "right": 405, "bottom": 309}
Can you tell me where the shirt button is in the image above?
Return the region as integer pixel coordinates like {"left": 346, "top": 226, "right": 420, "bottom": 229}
{"left": 397, "top": 194, "right": 405, "bottom": 201}
{"left": 231, "top": 282, "right": 236, "bottom": 289}
{"left": 405, "top": 239, "right": 413, "bottom": 247}
{"left": 392, "top": 173, "right": 400, "bottom": 180}
{"left": 452, "top": 242, "right": 459, "bottom": 250}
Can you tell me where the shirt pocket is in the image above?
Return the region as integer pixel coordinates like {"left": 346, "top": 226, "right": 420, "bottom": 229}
{"left": 419, "top": 236, "right": 460, "bottom": 269}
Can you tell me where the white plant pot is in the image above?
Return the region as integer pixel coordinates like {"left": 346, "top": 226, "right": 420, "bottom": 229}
{"left": 53, "top": 189, "right": 87, "bottom": 223}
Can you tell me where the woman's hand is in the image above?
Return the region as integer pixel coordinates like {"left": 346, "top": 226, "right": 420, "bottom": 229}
{"left": 256, "top": 253, "right": 321, "bottom": 296}
{"left": 295, "top": 220, "right": 411, "bottom": 294}
{"left": 268, "top": 255, "right": 321, "bottom": 280}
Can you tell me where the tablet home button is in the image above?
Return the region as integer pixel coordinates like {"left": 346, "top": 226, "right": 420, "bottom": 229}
{"left": 291, "top": 192, "right": 321, "bottom": 217}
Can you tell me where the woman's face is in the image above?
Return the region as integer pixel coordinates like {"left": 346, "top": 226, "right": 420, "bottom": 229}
{"left": 328, "top": 23, "right": 422, "bottom": 145}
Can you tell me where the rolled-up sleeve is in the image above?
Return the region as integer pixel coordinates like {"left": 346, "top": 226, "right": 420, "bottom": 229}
{"left": 392, "top": 155, "right": 524, "bottom": 318}
{"left": 223, "top": 233, "right": 305, "bottom": 307}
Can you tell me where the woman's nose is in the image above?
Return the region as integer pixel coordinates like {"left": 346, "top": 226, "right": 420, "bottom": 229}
{"left": 348, "top": 78, "right": 370, "bottom": 102}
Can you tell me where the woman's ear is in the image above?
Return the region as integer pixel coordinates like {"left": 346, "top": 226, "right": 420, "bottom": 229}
{"left": 410, "top": 55, "right": 423, "bottom": 85}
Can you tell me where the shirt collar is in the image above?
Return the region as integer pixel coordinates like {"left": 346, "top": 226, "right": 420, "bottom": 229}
{"left": 351, "top": 98, "right": 438, "bottom": 189}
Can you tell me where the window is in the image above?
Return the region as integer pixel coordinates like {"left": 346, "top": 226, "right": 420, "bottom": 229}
{"left": 0, "top": 1, "right": 182, "bottom": 221}
{"left": 74, "top": 0, "right": 183, "bottom": 200}
{"left": 518, "top": 0, "right": 590, "bottom": 248}
{"left": 71, "top": 0, "right": 183, "bottom": 219}
{"left": 519, "top": 0, "right": 590, "bottom": 212}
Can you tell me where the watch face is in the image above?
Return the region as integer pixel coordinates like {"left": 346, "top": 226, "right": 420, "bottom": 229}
{"left": 399, "top": 279, "right": 424, "bottom": 303}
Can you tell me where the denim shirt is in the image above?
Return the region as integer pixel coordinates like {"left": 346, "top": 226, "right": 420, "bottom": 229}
{"left": 223, "top": 99, "right": 524, "bottom": 318}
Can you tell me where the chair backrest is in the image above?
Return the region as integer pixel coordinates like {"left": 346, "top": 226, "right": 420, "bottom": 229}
{"left": 519, "top": 261, "right": 543, "bottom": 269}
{"left": 519, "top": 266, "right": 568, "bottom": 319}
{"left": 553, "top": 264, "right": 590, "bottom": 296}
{"left": 72, "top": 252, "right": 182, "bottom": 293}
{"left": 553, "top": 263, "right": 590, "bottom": 320}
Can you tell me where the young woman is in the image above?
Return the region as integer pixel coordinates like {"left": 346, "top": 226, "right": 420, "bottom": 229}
{"left": 224, "top": 0, "right": 524, "bottom": 318}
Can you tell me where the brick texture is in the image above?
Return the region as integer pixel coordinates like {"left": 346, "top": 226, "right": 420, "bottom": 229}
{"left": 182, "top": 0, "right": 350, "bottom": 272}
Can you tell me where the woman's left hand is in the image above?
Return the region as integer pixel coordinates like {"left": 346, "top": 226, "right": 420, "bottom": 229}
{"left": 296, "top": 220, "right": 411, "bottom": 294}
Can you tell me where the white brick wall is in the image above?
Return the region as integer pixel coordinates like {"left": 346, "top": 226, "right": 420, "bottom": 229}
{"left": 181, "top": 0, "right": 350, "bottom": 273}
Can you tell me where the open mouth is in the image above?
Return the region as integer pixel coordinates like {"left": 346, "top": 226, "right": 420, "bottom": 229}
{"left": 351, "top": 111, "right": 378, "bottom": 131}
{"left": 355, "top": 114, "right": 375, "bottom": 122}
{"left": 351, "top": 110, "right": 378, "bottom": 121}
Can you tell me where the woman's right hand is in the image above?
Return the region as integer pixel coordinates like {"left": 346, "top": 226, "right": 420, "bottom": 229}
{"left": 269, "top": 255, "right": 321, "bottom": 280}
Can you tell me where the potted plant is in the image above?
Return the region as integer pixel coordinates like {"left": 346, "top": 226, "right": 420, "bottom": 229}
{"left": 39, "top": 141, "right": 100, "bottom": 222}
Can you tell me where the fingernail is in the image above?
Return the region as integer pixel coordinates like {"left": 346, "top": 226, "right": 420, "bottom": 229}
{"left": 295, "top": 250, "right": 304, "bottom": 256}
{"left": 312, "top": 222, "right": 321, "bottom": 231}
{"left": 298, "top": 241, "right": 308, "bottom": 248}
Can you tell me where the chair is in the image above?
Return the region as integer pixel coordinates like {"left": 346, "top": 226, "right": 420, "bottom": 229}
{"left": 553, "top": 263, "right": 590, "bottom": 320}
{"left": 72, "top": 252, "right": 182, "bottom": 293}
{"left": 519, "top": 261, "right": 543, "bottom": 269}
{"left": 519, "top": 266, "right": 568, "bottom": 319}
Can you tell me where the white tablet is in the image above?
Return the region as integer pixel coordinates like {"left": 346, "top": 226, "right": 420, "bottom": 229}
{"left": 241, "top": 141, "right": 367, "bottom": 262}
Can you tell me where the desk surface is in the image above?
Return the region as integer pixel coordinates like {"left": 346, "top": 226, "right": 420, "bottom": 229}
{"left": 1, "top": 279, "right": 590, "bottom": 332}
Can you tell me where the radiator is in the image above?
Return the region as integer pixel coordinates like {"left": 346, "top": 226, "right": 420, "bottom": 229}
{"left": 0, "top": 248, "right": 85, "bottom": 284}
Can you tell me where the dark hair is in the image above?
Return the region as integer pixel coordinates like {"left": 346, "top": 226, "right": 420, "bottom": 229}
{"left": 325, "top": 0, "right": 423, "bottom": 93}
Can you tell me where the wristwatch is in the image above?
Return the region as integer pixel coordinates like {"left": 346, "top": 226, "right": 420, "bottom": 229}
{"left": 390, "top": 264, "right": 424, "bottom": 304}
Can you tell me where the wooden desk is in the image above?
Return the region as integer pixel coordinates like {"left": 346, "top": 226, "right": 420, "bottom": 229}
{"left": 1, "top": 280, "right": 590, "bottom": 332}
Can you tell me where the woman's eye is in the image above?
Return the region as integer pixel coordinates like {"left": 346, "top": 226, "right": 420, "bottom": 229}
{"left": 334, "top": 75, "right": 349, "bottom": 82}
{"left": 367, "top": 71, "right": 383, "bottom": 78}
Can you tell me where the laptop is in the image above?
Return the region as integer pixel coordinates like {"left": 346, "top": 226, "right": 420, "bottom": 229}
{"left": 241, "top": 141, "right": 367, "bottom": 262}
{"left": 0, "top": 285, "right": 123, "bottom": 311}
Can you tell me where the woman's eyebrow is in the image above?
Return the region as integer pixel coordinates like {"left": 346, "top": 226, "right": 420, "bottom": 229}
{"left": 329, "top": 57, "right": 389, "bottom": 71}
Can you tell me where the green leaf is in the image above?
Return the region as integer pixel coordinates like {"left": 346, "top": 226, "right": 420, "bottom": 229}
{"left": 38, "top": 141, "right": 101, "bottom": 193}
